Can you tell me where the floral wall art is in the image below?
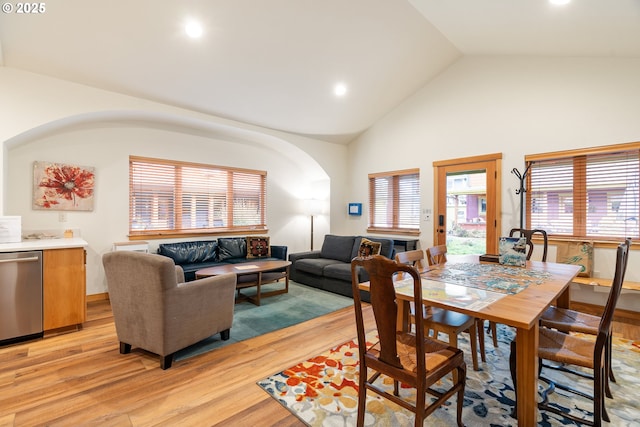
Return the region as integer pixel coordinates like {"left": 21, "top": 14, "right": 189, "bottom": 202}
{"left": 33, "top": 161, "right": 95, "bottom": 211}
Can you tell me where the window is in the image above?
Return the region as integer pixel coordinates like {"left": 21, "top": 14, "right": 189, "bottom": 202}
{"left": 368, "top": 168, "right": 420, "bottom": 234}
{"left": 129, "top": 156, "right": 266, "bottom": 237}
{"left": 526, "top": 142, "right": 640, "bottom": 240}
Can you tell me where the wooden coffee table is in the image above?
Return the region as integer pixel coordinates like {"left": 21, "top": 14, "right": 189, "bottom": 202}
{"left": 195, "top": 260, "right": 291, "bottom": 306}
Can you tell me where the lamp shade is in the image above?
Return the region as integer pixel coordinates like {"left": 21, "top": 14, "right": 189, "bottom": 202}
{"left": 305, "top": 199, "right": 323, "bottom": 216}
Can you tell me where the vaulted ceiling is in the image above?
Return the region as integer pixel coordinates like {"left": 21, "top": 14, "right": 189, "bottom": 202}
{"left": 1, "top": 0, "right": 639, "bottom": 143}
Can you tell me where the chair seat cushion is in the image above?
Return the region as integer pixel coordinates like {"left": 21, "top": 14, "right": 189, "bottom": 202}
{"left": 426, "top": 308, "right": 475, "bottom": 331}
{"left": 367, "top": 333, "right": 461, "bottom": 373}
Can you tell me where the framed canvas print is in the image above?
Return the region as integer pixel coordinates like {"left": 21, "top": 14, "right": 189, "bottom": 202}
{"left": 499, "top": 236, "right": 527, "bottom": 267}
{"left": 33, "top": 161, "right": 95, "bottom": 211}
{"left": 348, "top": 203, "right": 362, "bottom": 216}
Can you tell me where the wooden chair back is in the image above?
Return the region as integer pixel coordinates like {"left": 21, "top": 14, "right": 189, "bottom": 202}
{"left": 597, "top": 239, "right": 630, "bottom": 344}
{"left": 395, "top": 249, "right": 426, "bottom": 273}
{"left": 426, "top": 245, "right": 448, "bottom": 266}
{"left": 508, "top": 228, "right": 548, "bottom": 261}
{"left": 512, "top": 239, "right": 630, "bottom": 425}
{"left": 350, "top": 255, "right": 466, "bottom": 426}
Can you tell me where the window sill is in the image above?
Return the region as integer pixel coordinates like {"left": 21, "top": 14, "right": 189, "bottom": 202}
{"left": 128, "top": 228, "right": 269, "bottom": 241}
{"left": 366, "top": 227, "right": 420, "bottom": 236}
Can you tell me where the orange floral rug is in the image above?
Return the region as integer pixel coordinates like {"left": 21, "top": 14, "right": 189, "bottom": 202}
{"left": 258, "top": 329, "right": 640, "bottom": 426}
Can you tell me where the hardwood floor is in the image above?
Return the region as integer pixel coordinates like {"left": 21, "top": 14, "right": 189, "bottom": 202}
{"left": 0, "top": 300, "right": 374, "bottom": 426}
{"left": 1, "top": 299, "right": 637, "bottom": 426}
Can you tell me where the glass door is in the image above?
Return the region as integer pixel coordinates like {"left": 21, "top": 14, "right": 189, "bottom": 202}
{"left": 434, "top": 154, "right": 502, "bottom": 255}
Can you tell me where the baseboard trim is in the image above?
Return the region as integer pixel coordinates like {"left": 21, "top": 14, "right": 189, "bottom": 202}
{"left": 87, "top": 292, "right": 109, "bottom": 302}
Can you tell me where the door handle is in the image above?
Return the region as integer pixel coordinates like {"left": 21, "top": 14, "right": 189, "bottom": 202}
{"left": 0, "top": 256, "right": 40, "bottom": 264}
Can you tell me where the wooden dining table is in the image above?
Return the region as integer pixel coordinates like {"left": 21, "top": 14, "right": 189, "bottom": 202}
{"left": 359, "top": 255, "right": 581, "bottom": 427}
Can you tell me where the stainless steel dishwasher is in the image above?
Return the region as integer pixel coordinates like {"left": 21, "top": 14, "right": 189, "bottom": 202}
{"left": 0, "top": 251, "right": 43, "bottom": 345}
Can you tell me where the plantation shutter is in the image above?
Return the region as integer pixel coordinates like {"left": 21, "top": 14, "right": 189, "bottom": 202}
{"left": 129, "top": 156, "right": 266, "bottom": 236}
{"left": 129, "top": 161, "right": 176, "bottom": 232}
{"left": 368, "top": 168, "right": 420, "bottom": 233}
{"left": 527, "top": 147, "right": 640, "bottom": 239}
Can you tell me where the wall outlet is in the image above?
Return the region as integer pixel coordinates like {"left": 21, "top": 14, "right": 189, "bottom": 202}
{"left": 58, "top": 212, "right": 67, "bottom": 222}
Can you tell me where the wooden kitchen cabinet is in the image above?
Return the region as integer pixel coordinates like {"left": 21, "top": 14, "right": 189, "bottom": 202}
{"left": 43, "top": 247, "right": 87, "bottom": 331}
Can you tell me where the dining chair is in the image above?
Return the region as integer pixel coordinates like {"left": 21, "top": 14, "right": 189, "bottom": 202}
{"left": 351, "top": 255, "right": 466, "bottom": 427}
{"left": 425, "top": 244, "right": 448, "bottom": 265}
{"left": 539, "top": 238, "right": 632, "bottom": 398}
{"left": 509, "top": 240, "right": 629, "bottom": 426}
{"left": 508, "top": 228, "right": 549, "bottom": 262}
{"left": 419, "top": 246, "right": 486, "bottom": 371}
{"left": 484, "top": 228, "right": 550, "bottom": 348}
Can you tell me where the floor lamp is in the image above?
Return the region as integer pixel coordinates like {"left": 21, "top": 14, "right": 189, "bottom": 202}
{"left": 306, "top": 199, "right": 322, "bottom": 251}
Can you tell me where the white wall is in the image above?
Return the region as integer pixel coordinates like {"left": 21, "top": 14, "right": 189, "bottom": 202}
{"left": 4, "top": 56, "right": 640, "bottom": 309}
{"left": 346, "top": 56, "right": 640, "bottom": 310}
{"left": 2, "top": 68, "right": 349, "bottom": 295}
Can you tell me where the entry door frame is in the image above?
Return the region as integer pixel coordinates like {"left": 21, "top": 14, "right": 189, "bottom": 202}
{"left": 433, "top": 153, "right": 502, "bottom": 255}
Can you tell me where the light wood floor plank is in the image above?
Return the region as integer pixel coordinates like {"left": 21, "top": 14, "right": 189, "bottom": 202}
{"left": 0, "top": 300, "right": 371, "bottom": 426}
{"left": 3, "top": 297, "right": 636, "bottom": 426}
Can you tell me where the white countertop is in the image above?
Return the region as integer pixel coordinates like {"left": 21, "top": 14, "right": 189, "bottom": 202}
{"left": 0, "top": 238, "right": 88, "bottom": 252}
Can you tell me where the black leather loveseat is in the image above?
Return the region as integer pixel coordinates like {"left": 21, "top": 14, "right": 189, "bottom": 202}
{"left": 158, "top": 237, "right": 287, "bottom": 281}
{"left": 288, "top": 234, "right": 395, "bottom": 302}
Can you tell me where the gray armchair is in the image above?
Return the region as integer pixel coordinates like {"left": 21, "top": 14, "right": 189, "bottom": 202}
{"left": 102, "top": 251, "right": 236, "bottom": 369}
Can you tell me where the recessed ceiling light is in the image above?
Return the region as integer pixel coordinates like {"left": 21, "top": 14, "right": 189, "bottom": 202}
{"left": 549, "top": 0, "right": 570, "bottom": 5}
{"left": 334, "top": 83, "right": 347, "bottom": 97}
{"left": 185, "top": 21, "right": 203, "bottom": 38}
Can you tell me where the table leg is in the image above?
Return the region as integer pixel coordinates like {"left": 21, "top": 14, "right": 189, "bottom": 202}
{"left": 516, "top": 323, "right": 539, "bottom": 427}
{"left": 255, "top": 272, "right": 262, "bottom": 306}
{"left": 285, "top": 265, "right": 290, "bottom": 293}
{"left": 396, "top": 300, "right": 410, "bottom": 332}
{"left": 555, "top": 284, "right": 571, "bottom": 309}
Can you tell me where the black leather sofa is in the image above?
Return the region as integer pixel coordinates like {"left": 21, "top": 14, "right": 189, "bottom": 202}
{"left": 157, "top": 237, "right": 287, "bottom": 281}
{"left": 288, "top": 234, "right": 395, "bottom": 302}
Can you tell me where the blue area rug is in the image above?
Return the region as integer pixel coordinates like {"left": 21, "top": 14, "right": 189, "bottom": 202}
{"left": 175, "top": 282, "right": 353, "bottom": 361}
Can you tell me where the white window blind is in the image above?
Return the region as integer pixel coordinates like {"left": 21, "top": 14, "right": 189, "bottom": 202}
{"left": 368, "top": 169, "right": 420, "bottom": 234}
{"left": 129, "top": 156, "right": 266, "bottom": 237}
{"left": 527, "top": 147, "right": 639, "bottom": 239}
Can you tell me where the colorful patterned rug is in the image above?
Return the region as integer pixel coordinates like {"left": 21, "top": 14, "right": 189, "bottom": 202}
{"left": 258, "top": 326, "right": 640, "bottom": 426}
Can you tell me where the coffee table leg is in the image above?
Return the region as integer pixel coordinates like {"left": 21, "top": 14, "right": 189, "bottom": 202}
{"left": 255, "top": 272, "right": 262, "bottom": 306}
{"left": 285, "top": 265, "right": 289, "bottom": 293}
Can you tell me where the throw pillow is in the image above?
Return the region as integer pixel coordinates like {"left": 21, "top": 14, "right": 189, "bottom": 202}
{"left": 358, "top": 238, "right": 382, "bottom": 258}
{"left": 556, "top": 241, "right": 594, "bottom": 277}
{"left": 246, "top": 236, "right": 271, "bottom": 258}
